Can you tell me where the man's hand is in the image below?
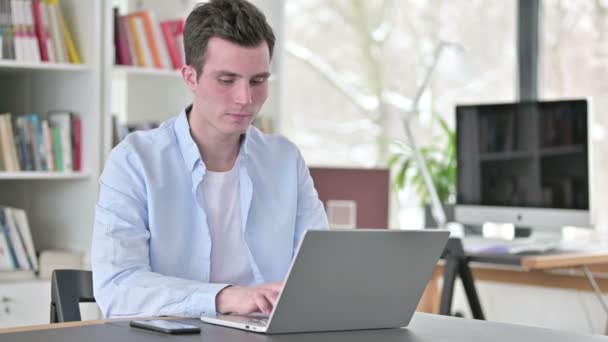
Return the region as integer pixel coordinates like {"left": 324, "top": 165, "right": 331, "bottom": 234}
{"left": 216, "top": 282, "right": 284, "bottom": 315}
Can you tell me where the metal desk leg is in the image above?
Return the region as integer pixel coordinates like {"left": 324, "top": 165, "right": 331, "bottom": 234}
{"left": 581, "top": 265, "right": 608, "bottom": 336}
{"left": 459, "top": 259, "right": 485, "bottom": 320}
{"left": 440, "top": 257, "right": 459, "bottom": 316}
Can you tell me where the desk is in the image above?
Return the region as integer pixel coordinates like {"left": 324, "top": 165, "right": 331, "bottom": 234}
{"left": 1, "top": 313, "right": 606, "bottom": 341}
{"left": 419, "top": 239, "right": 608, "bottom": 330}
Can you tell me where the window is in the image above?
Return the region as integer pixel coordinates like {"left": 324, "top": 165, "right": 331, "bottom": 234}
{"left": 282, "top": 0, "right": 517, "bottom": 168}
{"left": 541, "top": 0, "right": 608, "bottom": 227}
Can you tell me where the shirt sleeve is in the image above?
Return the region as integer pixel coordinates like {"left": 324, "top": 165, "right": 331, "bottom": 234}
{"left": 293, "top": 147, "right": 330, "bottom": 252}
{"left": 91, "top": 145, "right": 230, "bottom": 318}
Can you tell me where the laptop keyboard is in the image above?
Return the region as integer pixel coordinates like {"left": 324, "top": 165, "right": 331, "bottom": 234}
{"left": 218, "top": 314, "right": 269, "bottom": 327}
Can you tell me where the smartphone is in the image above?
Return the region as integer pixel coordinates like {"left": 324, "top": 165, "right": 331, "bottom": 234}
{"left": 129, "top": 319, "right": 201, "bottom": 334}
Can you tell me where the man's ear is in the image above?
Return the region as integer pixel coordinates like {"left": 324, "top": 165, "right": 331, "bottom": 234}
{"left": 181, "top": 65, "right": 199, "bottom": 90}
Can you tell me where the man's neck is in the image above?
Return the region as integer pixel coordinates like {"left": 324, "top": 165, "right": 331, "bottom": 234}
{"left": 188, "top": 109, "right": 242, "bottom": 172}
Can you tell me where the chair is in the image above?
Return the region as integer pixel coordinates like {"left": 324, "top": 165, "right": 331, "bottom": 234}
{"left": 50, "top": 269, "right": 95, "bottom": 323}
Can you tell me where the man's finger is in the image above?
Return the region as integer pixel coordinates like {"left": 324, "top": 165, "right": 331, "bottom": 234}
{"left": 258, "top": 288, "right": 280, "bottom": 306}
{"left": 260, "top": 281, "right": 284, "bottom": 292}
{"left": 254, "top": 292, "right": 272, "bottom": 315}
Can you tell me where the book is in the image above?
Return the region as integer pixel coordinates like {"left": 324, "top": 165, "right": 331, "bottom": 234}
{"left": 51, "top": 126, "right": 62, "bottom": 171}
{"left": 0, "top": 114, "right": 17, "bottom": 171}
{"left": 127, "top": 14, "right": 145, "bottom": 67}
{"left": 133, "top": 10, "right": 162, "bottom": 69}
{"left": 54, "top": 0, "right": 79, "bottom": 63}
{"left": 71, "top": 113, "right": 81, "bottom": 171}
{"left": 22, "top": 0, "right": 41, "bottom": 62}
{"left": 48, "top": 111, "right": 72, "bottom": 171}
{"left": 11, "top": 207, "right": 37, "bottom": 271}
{"left": 113, "top": 7, "right": 130, "bottom": 65}
{"left": 44, "top": 0, "right": 66, "bottom": 62}
{"left": 32, "top": 0, "right": 50, "bottom": 61}
{"left": 160, "top": 19, "right": 184, "bottom": 69}
{"left": 2, "top": 207, "right": 29, "bottom": 269}
{"left": 0, "top": 219, "right": 15, "bottom": 270}
{"left": 0, "top": 208, "right": 18, "bottom": 269}
{"left": 0, "top": 113, "right": 21, "bottom": 171}
{"left": 41, "top": 118, "right": 54, "bottom": 170}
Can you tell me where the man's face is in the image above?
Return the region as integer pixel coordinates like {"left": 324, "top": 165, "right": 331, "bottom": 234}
{"left": 183, "top": 37, "right": 271, "bottom": 138}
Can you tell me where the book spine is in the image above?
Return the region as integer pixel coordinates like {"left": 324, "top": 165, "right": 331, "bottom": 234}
{"left": 44, "top": 0, "right": 66, "bottom": 62}
{"left": 31, "top": 0, "right": 48, "bottom": 61}
{"left": 30, "top": 113, "right": 47, "bottom": 170}
{"left": 22, "top": 0, "right": 40, "bottom": 62}
{"left": 3, "top": 208, "right": 30, "bottom": 269}
{"left": 14, "top": 116, "right": 31, "bottom": 170}
{"left": 0, "top": 209, "right": 18, "bottom": 270}
{"left": 133, "top": 16, "right": 152, "bottom": 68}
{"left": 134, "top": 11, "right": 161, "bottom": 68}
{"left": 12, "top": 208, "right": 37, "bottom": 271}
{"left": 25, "top": 115, "right": 41, "bottom": 170}
{"left": 71, "top": 114, "right": 80, "bottom": 171}
{"left": 127, "top": 15, "right": 145, "bottom": 67}
{"left": 0, "top": 115, "right": 15, "bottom": 171}
{"left": 39, "top": 1, "right": 53, "bottom": 62}
{"left": 55, "top": 0, "right": 79, "bottom": 63}
{"left": 52, "top": 126, "right": 62, "bottom": 171}
{"left": 3, "top": 114, "right": 21, "bottom": 171}
{"left": 41, "top": 118, "right": 54, "bottom": 170}
{"left": 160, "top": 21, "right": 180, "bottom": 69}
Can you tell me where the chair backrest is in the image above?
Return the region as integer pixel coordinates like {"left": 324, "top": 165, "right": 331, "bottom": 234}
{"left": 50, "top": 269, "right": 95, "bottom": 323}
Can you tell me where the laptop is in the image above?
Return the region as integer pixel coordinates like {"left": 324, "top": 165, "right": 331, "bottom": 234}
{"left": 200, "top": 229, "right": 449, "bottom": 334}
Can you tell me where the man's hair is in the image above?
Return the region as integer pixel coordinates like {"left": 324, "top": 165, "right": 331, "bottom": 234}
{"left": 183, "top": 0, "right": 276, "bottom": 77}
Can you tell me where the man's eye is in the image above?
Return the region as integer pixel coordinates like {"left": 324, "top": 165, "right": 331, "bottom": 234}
{"left": 251, "top": 77, "right": 267, "bottom": 85}
{"left": 218, "top": 78, "right": 235, "bottom": 84}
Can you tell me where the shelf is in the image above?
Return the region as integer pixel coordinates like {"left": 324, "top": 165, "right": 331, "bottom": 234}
{"left": 479, "top": 150, "right": 533, "bottom": 162}
{"left": 112, "top": 65, "right": 182, "bottom": 78}
{"left": 0, "top": 171, "right": 91, "bottom": 180}
{"left": 0, "top": 60, "right": 90, "bottom": 72}
{"left": 540, "top": 145, "right": 586, "bottom": 157}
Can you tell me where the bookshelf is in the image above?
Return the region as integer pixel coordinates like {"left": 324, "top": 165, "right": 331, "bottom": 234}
{"left": 0, "top": 60, "right": 90, "bottom": 71}
{"left": 0, "top": 0, "right": 285, "bottom": 328}
{"left": 0, "top": 0, "right": 102, "bottom": 254}
{"left": 0, "top": 0, "right": 102, "bottom": 327}
{"left": 0, "top": 171, "right": 90, "bottom": 180}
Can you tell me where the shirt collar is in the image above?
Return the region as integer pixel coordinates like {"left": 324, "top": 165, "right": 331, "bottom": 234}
{"left": 174, "top": 105, "right": 251, "bottom": 173}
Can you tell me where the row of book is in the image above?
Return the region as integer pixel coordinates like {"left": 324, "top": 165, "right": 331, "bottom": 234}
{"left": 0, "top": 0, "right": 80, "bottom": 63}
{"left": 0, "top": 206, "right": 37, "bottom": 273}
{"left": 113, "top": 8, "right": 185, "bottom": 70}
{"left": 0, "top": 111, "right": 81, "bottom": 172}
{"left": 110, "top": 114, "right": 158, "bottom": 147}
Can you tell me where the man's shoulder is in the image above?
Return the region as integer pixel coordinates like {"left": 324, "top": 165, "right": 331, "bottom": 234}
{"left": 246, "top": 125, "right": 298, "bottom": 156}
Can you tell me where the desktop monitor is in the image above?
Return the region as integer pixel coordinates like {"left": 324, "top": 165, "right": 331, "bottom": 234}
{"left": 455, "top": 99, "right": 590, "bottom": 231}
{"left": 309, "top": 167, "right": 389, "bottom": 229}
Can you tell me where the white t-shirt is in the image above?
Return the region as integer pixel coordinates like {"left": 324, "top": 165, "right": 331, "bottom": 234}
{"left": 201, "top": 162, "right": 255, "bottom": 285}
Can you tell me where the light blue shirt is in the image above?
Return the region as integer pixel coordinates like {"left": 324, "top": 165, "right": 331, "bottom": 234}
{"left": 91, "top": 106, "right": 329, "bottom": 318}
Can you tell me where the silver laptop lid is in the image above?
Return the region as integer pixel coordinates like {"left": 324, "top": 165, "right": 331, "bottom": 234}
{"left": 265, "top": 229, "right": 449, "bottom": 334}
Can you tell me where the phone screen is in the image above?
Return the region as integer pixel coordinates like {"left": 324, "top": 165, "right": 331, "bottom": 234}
{"left": 130, "top": 320, "right": 201, "bottom": 334}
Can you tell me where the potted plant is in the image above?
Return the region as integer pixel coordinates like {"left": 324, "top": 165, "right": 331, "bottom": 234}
{"left": 388, "top": 115, "right": 456, "bottom": 227}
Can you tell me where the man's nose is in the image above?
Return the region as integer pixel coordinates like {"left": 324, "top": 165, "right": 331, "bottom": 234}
{"left": 233, "top": 83, "right": 253, "bottom": 105}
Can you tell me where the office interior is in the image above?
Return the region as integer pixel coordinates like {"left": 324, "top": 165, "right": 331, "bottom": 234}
{"left": 1, "top": 0, "right": 608, "bottom": 337}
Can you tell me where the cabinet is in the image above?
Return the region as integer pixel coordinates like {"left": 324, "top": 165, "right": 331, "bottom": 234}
{"left": 0, "top": 280, "right": 51, "bottom": 328}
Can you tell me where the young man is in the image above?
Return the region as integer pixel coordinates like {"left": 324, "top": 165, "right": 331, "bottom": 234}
{"left": 92, "top": 0, "right": 328, "bottom": 318}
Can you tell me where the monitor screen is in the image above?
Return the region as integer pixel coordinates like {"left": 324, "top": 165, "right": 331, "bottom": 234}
{"left": 455, "top": 100, "right": 590, "bottom": 228}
